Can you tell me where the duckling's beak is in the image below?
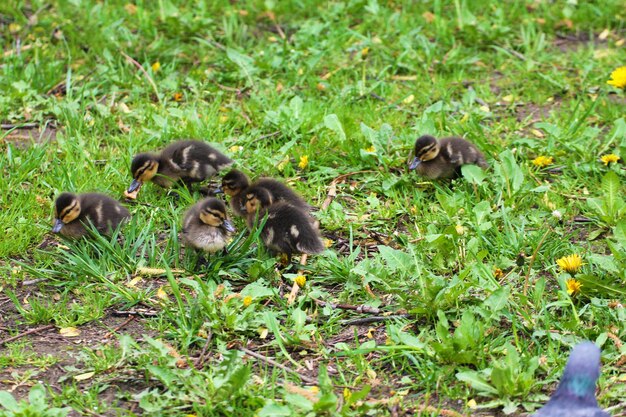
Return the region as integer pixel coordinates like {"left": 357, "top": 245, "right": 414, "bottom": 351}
{"left": 223, "top": 219, "right": 236, "bottom": 233}
{"left": 213, "top": 186, "right": 223, "bottom": 194}
{"left": 128, "top": 179, "right": 142, "bottom": 193}
{"left": 52, "top": 219, "right": 64, "bottom": 233}
{"left": 409, "top": 157, "right": 421, "bottom": 170}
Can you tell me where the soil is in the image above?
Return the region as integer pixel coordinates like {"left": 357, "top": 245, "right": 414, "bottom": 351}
{"left": 1, "top": 124, "right": 57, "bottom": 149}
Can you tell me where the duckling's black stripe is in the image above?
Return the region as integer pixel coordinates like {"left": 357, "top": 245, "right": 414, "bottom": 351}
{"left": 206, "top": 209, "right": 225, "bottom": 218}
{"left": 135, "top": 162, "right": 153, "bottom": 178}
{"left": 418, "top": 144, "right": 436, "bottom": 155}
{"left": 60, "top": 202, "right": 78, "bottom": 218}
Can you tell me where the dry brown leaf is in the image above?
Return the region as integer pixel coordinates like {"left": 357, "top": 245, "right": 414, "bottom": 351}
{"left": 422, "top": 11, "right": 435, "bottom": 23}
{"left": 124, "top": 3, "right": 137, "bottom": 14}
{"left": 74, "top": 371, "right": 95, "bottom": 381}
{"left": 284, "top": 383, "right": 320, "bottom": 402}
{"left": 126, "top": 277, "right": 142, "bottom": 288}
{"left": 391, "top": 75, "right": 417, "bottom": 81}
{"left": 598, "top": 28, "right": 610, "bottom": 40}
{"left": 531, "top": 129, "right": 545, "bottom": 138}
{"left": 124, "top": 189, "right": 139, "bottom": 200}
{"left": 60, "top": 327, "right": 81, "bottom": 337}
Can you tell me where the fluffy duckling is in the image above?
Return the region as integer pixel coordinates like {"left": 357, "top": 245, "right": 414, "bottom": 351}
{"left": 218, "top": 169, "right": 310, "bottom": 217}
{"left": 182, "top": 198, "right": 235, "bottom": 253}
{"left": 245, "top": 188, "right": 324, "bottom": 261}
{"left": 217, "top": 169, "right": 250, "bottom": 217}
{"left": 409, "top": 135, "right": 488, "bottom": 179}
{"left": 52, "top": 192, "right": 131, "bottom": 238}
{"left": 127, "top": 140, "right": 233, "bottom": 198}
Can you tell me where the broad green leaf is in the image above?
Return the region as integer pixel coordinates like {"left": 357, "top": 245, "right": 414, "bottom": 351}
{"left": 484, "top": 286, "right": 510, "bottom": 312}
{"left": 377, "top": 246, "right": 412, "bottom": 272}
{"left": 587, "top": 197, "right": 607, "bottom": 221}
{"left": 360, "top": 122, "right": 376, "bottom": 143}
{"left": 461, "top": 164, "right": 486, "bottom": 185}
{"left": 257, "top": 403, "right": 293, "bottom": 417}
{"left": 241, "top": 281, "right": 275, "bottom": 298}
{"left": 28, "top": 384, "right": 46, "bottom": 408}
{"left": 588, "top": 254, "right": 619, "bottom": 273}
{"left": 324, "top": 114, "right": 346, "bottom": 141}
{"left": 146, "top": 365, "right": 178, "bottom": 386}
{"left": 289, "top": 96, "right": 303, "bottom": 119}
{"left": 494, "top": 150, "right": 524, "bottom": 195}
{"left": 0, "top": 391, "right": 18, "bottom": 411}
{"left": 602, "top": 171, "right": 625, "bottom": 220}
{"left": 226, "top": 48, "right": 257, "bottom": 82}
{"left": 456, "top": 371, "right": 499, "bottom": 395}
{"left": 393, "top": 329, "right": 425, "bottom": 349}
{"left": 577, "top": 274, "right": 626, "bottom": 296}
{"left": 613, "top": 220, "right": 626, "bottom": 245}
{"left": 473, "top": 200, "right": 492, "bottom": 224}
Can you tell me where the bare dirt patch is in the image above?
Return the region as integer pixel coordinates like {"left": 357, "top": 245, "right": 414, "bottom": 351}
{"left": 0, "top": 311, "right": 157, "bottom": 401}
{"left": 1, "top": 123, "right": 58, "bottom": 149}
{"left": 553, "top": 32, "right": 606, "bottom": 52}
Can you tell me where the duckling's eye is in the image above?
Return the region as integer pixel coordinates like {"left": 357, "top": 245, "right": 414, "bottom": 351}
{"left": 60, "top": 202, "right": 79, "bottom": 221}
{"left": 135, "top": 162, "right": 155, "bottom": 179}
{"left": 419, "top": 145, "right": 435, "bottom": 156}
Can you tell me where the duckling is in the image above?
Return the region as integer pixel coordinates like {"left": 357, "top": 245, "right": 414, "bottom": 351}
{"left": 216, "top": 169, "right": 251, "bottom": 217}
{"left": 245, "top": 187, "right": 324, "bottom": 261}
{"left": 217, "top": 169, "right": 310, "bottom": 217}
{"left": 408, "top": 135, "right": 488, "bottom": 179}
{"left": 127, "top": 140, "right": 233, "bottom": 198}
{"left": 182, "top": 198, "right": 235, "bottom": 254}
{"left": 52, "top": 192, "right": 131, "bottom": 238}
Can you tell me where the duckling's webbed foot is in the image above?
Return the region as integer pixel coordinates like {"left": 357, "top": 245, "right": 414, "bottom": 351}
{"left": 274, "top": 252, "right": 295, "bottom": 271}
{"left": 197, "top": 254, "right": 209, "bottom": 267}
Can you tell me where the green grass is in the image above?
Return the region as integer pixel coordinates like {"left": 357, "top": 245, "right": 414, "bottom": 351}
{"left": 1, "top": 0, "right": 626, "bottom": 415}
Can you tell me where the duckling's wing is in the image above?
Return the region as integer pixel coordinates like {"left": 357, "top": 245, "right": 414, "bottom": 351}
{"left": 254, "top": 179, "right": 311, "bottom": 210}
{"left": 172, "top": 142, "right": 232, "bottom": 171}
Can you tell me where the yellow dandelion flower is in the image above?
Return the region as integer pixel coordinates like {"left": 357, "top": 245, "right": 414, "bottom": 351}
{"left": 298, "top": 155, "right": 309, "bottom": 169}
{"left": 295, "top": 275, "right": 306, "bottom": 287}
{"left": 343, "top": 388, "right": 352, "bottom": 400}
{"left": 601, "top": 154, "right": 620, "bottom": 165}
{"left": 151, "top": 62, "right": 161, "bottom": 72}
{"left": 229, "top": 145, "right": 243, "bottom": 153}
{"left": 172, "top": 92, "right": 183, "bottom": 102}
{"left": 556, "top": 254, "right": 583, "bottom": 275}
{"left": 566, "top": 278, "right": 582, "bottom": 296}
{"left": 493, "top": 268, "right": 503, "bottom": 279}
{"left": 363, "top": 145, "right": 376, "bottom": 153}
{"left": 156, "top": 286, "right": 168, "bottom": 300}
{"left": 243, "top": 296, "right": 252, "bottom": 307}
{"left": 532, "top": 156, "right": 554, "bottom": 168}
{"left": 323, "top": 238, "right": 333, "bottom": 248}
{"left": 607, "top": 66, "right": 626, "bottom": 89}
